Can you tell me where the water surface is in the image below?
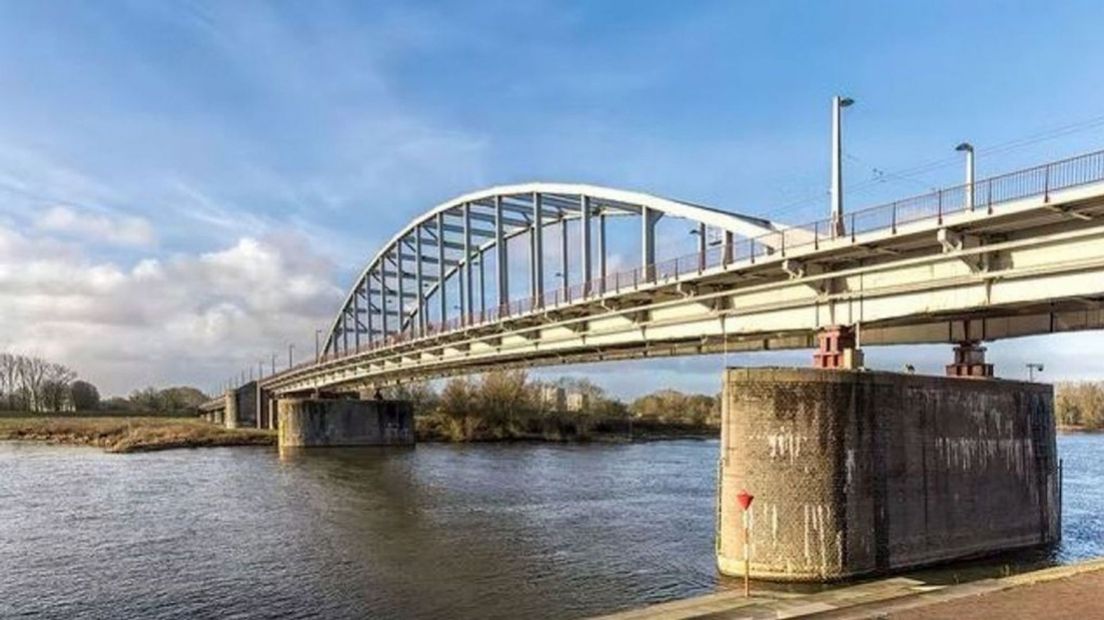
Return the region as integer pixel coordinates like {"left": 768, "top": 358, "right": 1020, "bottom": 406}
{"left": 0, "top": 436, "right": 1100, "bottom": 619}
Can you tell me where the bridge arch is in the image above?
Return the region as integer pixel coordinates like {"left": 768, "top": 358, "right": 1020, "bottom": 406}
{"left": 323, "top": 182, "right": 790, "bottom": 357}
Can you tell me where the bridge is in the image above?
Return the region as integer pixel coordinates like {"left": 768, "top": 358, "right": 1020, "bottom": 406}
{"left": 237, "top": 147, "right": 1104, "bottom": 396}
{"left": 198, "top": 141, "right": 1095, "bottom": 583}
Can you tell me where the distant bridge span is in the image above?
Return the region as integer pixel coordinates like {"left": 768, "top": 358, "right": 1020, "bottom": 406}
{"left": 255, "top": 149, "right": 1104, "bottom": 396}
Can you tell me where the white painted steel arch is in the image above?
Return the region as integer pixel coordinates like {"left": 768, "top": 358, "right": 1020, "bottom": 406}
{"left": 323, "top": 182, "right": 790, "bottom": 357}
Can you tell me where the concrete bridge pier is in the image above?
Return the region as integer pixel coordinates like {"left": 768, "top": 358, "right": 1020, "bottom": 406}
{"left": 255, "top": 384, "right": 273, "bottom": 430}
{"left": 224, "top": 389, "right": 240, "bottom": 429}
{"left": 716, "top": 367, "right": 1060, "bottom": 582}
{"left": 276, "top": 398, "right": 414, "bottom": 449}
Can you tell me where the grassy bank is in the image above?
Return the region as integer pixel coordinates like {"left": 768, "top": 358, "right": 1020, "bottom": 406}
{"left": 0, "top": 416, "right": 274, "bottom": 453}
{"left": 413, "top": 414, "right": 718, "bottom": 443}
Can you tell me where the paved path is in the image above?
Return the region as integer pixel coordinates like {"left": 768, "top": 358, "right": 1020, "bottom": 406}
{"left": 591, "top": 559, "right": 1104, "bottom": 620}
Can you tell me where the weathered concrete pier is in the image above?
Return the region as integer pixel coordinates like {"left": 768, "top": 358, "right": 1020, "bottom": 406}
{"left": 717, "top": 367, "right": 1060, "bottom": 581}
{"left": 277, "top": 398, "right": 414, "bottom": 448}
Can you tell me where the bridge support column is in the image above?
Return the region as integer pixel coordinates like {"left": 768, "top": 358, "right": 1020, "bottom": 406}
{"left": 277, "top": 398, "right": 414, "bottom": 449}
{"left": 255, "top": 384, "right": 271, "bottom": 429}
{"left": 946, "top": 340, "right": 994, "bottom": 378}
{"left": 717, "top": 367, "right": 1060, "bottom": 582}
{"left": 812, "top": 325, "right": 864, "bottom": 369}
{"left": 224, "top": 389, "right": 239, "bottom": 429}
{"left": 267, "top": 395, "right": 279, "bottom": 430}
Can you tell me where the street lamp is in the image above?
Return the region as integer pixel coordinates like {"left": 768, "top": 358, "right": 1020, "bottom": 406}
{"left": 1027, "top": 363, "right": 1044, "bottom": 382}
{"left": 831, "top": 95, "right": 855, "bottom": 238}
{"left": 956, "top": 142, "right": 975, "bottom": 210}
{"left": 288, "top": 343, "right": 294, "bottom": 370}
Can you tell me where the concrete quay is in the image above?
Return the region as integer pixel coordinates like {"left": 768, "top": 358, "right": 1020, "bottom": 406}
{"left": 590, "top": 557, "right": 1104, "bottom": 619}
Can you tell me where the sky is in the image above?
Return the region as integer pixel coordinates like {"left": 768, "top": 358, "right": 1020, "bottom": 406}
{"left": 2, "top": 1, "right": 1104, "bottom": 397}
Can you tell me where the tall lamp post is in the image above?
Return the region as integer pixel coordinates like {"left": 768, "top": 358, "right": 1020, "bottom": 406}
{"left": 1027, "top": 363, "right": 1044, "bottom": 382}
{"left": 830, "top": 95, "right": 855, "bottom": 238}
{"left": 288, "top": 343, "right": 295, "bottom": 370}
{"left": 956, "top": 142, "right": 975, "bottom": 211}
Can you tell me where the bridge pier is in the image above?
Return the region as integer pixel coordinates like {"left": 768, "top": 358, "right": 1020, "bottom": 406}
{"left": 255, "top": 384, "right": 273, "bottom": 430}
{"left": 717, "top": 367, "right": 1060, "bottom": 582}
{"left": 276, "top": 398, "right": 414, "bottom": 449}
{"left": 224, "top": 389, "right": 240, "bottom": 429}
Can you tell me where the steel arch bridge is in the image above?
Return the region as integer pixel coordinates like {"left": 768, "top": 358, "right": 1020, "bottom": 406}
{"left": 320, "top": 183, "right": 791, "bottom": 360}
{"left": 256, "top": 148, "right": 1104, "bottom": 396}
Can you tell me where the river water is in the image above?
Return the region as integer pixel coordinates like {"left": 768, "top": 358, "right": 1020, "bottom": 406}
{"left": 1, "top": 435, "right": 1101, "bottom": 619}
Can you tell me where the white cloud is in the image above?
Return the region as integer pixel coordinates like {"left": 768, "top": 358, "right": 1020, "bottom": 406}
{"left": 36, "top": 206, "right": 156, "bottom": 247}
{"left": 0, "top": 223, "right": 342, "bottom": 396}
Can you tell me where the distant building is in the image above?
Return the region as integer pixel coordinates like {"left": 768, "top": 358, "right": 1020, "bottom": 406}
{"left": 540, "top": 385, "right": 565, "bottom": 412}
{"left": 566, "top": 391, "right": 589, "bottom": 412}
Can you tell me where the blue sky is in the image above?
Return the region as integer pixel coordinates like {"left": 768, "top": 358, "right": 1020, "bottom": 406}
{"left": 2, "top": 1, "right": 1104, "bottom": 396}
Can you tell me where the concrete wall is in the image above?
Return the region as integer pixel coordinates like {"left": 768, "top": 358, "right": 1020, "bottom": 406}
{"left": 223, "top": 390, "right": 239, "bottom": 429}
{"left": 277, "top": 398, "right": 414, "bottom": 448}
{"left": 230, "top": 382, "right": 257, "bottom": 429}
{"left": 717, "top": 368, "right": 1060, "bottom": 582}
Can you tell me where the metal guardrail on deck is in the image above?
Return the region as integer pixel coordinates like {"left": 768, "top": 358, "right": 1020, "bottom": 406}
{"left": 263, "top": 147, "right": 1104, "bottom": 385}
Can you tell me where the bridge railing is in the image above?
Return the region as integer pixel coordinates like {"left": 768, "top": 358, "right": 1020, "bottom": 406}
{"left": 282, "top": 147, "right": 1104, "bottom": 379}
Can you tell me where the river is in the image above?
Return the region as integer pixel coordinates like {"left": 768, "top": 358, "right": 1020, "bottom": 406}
{"left": 1, "top": 435, "right": 1101, "bottom": 619}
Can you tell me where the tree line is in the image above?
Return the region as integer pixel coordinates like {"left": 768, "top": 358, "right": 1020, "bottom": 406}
{"left": 1, "top": 351, "right": 208, "bottom": 415}
{"left": 1056, "top": 381, "right": 1104, "bottom": 430}
{"left": 0, "top": 352, "right": 93, "bottom": 412}
{"left": 386, "top": 370, "right": 720, "bottom": 441}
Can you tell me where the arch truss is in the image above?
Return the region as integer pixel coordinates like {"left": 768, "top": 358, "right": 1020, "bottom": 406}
{"left": 323, "top": 183, "right": 789, "bottom": 358}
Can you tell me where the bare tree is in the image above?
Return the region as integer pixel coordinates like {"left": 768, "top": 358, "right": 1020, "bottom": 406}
{"left": 40, "top": 363, "right": 77, "bottom": 412}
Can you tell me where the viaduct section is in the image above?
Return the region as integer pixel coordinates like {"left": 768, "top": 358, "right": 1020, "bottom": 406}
{"left": 197, "top": 147, "right": 1104, "bottom": 581}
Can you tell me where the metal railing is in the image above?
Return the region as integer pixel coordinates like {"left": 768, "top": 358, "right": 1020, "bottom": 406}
{"left": 276, "top": 147, "right": 1104, "bottom": 379}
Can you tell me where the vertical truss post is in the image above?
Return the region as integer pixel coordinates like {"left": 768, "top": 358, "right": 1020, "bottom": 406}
{"left": 415, "top": 227, "right": 424, "bottom": 337}
{"left": 436, "top": 212, "right": 446, "bottom": 327}
{"left": 598, "top": 210, "right": 607, "bottom": 292}
{"left": 697, "top": 223, "right": 707, "bottom": 271}
{"left": 381, "top": 264, "right": 390, "bottom": 339}
{"left": 580, "top": 195, "right": 592, "bottom": 296}
{"left": 341, "top": 309, "right": 349, "bottom": 352}
{"left": 495, "top": 195, "right": 508, "bottom": 312}
{"left": 396, "top": 245, "right": 405, "bottom": 337}
{"left": 464, "top": 202, "right": 474, "bottom": 326}
{"left": 366, "top": 271, "right": 375, "bottom": 346}
{"left": 352, "top": 282, "right": 361, "bottom": 349}
{"left": 532, "top": 192, "right": 544, "bottom": 307}
{"left": 559, "top": 215, "right": 569, "bottom": 298}
{"left": 478, "top": 253, "right": 486, "bottom": 320}
{"left": 723, "top": 231, "right": 734, "bottom": 266}
{"left": 641, "top": 206, "right": 657, "bottom": 281}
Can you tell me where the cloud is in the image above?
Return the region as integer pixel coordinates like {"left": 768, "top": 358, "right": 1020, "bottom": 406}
{"left": 0, "top": 223, "right": 343, "bottom": 396}
{"left": 36, "top": 206, "right": 156, "bottom": 247}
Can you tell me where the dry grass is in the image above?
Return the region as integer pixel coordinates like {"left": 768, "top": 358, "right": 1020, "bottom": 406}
{"left": 0, "top": 416, "right": 274, "bottom": 453}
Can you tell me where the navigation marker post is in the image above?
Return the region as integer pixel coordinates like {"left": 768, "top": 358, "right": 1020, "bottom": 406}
{"left": 736, "top": 489, "right": 754, "bottom": 597}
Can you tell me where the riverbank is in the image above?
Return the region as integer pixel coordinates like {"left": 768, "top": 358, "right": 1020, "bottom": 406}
{"left": 413, "top": 416, "right": 718, "bottom": 443}
{"left": 592, "top": 558, "right": 1104, "bottom": 619}
{"left": 0, "top": 416, "right": 274, "bottom": 453}
{"left": 1058, "top": 425, "right": 1104, "bottom": 433}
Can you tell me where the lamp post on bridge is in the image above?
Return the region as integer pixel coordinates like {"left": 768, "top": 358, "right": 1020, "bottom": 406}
{"left": 288, "top": 344, "right": 294, "bottom": 370}
{"left": 957, "top": 142, "right": 975, "bottom": 211}
{"left": 830, "top": 95, "right": 855, "bottom": 238}
{"left": 1027, "top": 363, "right": 1044, "bottom": 382}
